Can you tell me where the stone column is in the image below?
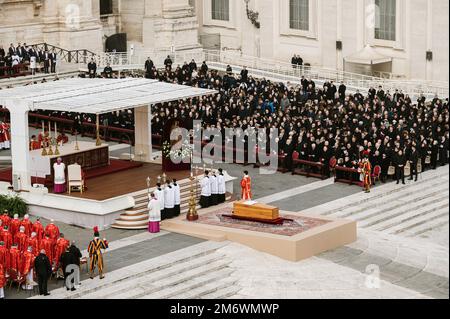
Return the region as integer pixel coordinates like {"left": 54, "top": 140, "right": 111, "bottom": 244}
{"left": 5, "top": 101, "right": 31, "bottom": 191}
{"left": 134, "top": 105, "right": 153, "bottom": 163}
{"left": 142, "top": 0, "right": 200, "bottom": 52}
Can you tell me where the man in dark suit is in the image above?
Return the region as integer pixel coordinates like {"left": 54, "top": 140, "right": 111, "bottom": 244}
{"left": 87, "top": 58, "right": 97, "bottom": 78}
{"left": 43, "top": 50, "right": 50, "bottom": 73}
{"left": 50, "top": 49, "right": 57, "bottom": 73}
{"left": 409, "top": 145, "right": 419, "bottom": 182}
{"left": 34, "top": 249, "right": 52, "bottom": 296}
{"left": 393, "top": 150, "right": 406, "bottom": 185}
{"left": 60, "top": 247, "right": 77, "bottom": 291}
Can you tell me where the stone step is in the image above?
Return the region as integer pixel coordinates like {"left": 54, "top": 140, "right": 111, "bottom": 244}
{"left": 139, "top": 268, "right": 235, "bottom": 299}
{"left": 199, "top": 285, "right": 242, "bottom": 299}
{"left": 81, "top": 252, "right": 228, "bottom": 299}
{"left": 174, "top": 277, "right": 239, "bottom": 299}
{"left": 329, "top": 179, "right": 448, "bottom": 219}
{"left": 42, "top": 241, "right": 229, "bottom": 299}
{"left": 357, "top": 191, "right": 449, "bottom": 228}
{"left": 390, "top": 208, "right": 449, "bottom": 236}
{"left": 112, "top": 259, "right": 232, "bottom": 299}
{"left": 321, "top": 168, "right": 448, "bottom": 216}
{"left": 367, "top": 196, "right": 449, "bottom": 231}
{"left": 407, "top": 216, "right": 450, "bottom": 238}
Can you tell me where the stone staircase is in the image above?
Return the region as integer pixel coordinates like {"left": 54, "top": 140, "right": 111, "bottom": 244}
{"left": 32, "top": 241, "right": 241, "bottom": 300}
{"left": 111, "top": 179, "right": 233, "bottom": 230}
{"left": 309, "top": 166, "right": 449, "bottom": 241}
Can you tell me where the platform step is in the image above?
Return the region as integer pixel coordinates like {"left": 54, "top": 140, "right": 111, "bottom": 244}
{"left": 80, "top": 253, "right": 229, "bottom": 299}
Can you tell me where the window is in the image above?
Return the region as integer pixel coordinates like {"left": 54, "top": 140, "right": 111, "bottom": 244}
{"left": 290, "top": 0, "right": 309, "bottom": 31}
{"left": 375, "top": 0, "right": 396, "bottom": 41}
{"left": 100, "top": 0, "right": 113, "bottom": 15}
{"left": 211, "top": 0, "right": 229, "bottom": 21}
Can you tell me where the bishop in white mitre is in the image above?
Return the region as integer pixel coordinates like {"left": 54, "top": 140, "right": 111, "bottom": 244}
{"left": 53, "top": 157, "right": 66, "bottom": 193}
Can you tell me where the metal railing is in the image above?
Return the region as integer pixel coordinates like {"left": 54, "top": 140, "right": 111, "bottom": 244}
{"left": 78, "top": 49, "right": 449, "bottom": 99}
{"left": 31, "top": 43, "right": 96, "bottom": 64}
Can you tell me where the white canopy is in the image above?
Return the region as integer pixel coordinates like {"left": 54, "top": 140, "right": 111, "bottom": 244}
{"left": 0, "top": 78, "right": 216, "bottom": 114}
{"left": 344, "top": 45, "right": 392, "bottom": 65}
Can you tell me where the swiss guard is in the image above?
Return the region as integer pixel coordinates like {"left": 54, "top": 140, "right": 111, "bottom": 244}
{"left": 88, "top": 227, "right": 109, "bottom": 280}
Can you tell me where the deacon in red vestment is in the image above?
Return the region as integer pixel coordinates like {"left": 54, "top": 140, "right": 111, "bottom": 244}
{"left": 40, "top": 236, "right": 55, "bottom": 269}
{"left": 0, "top": 242, "right": 9, "bottom": 270}
{"left": 9, "top": 215, "right": 21, "bottom": 238}
{"left": 32, "top": 218, "right": 45, "bottom": 242}
{"left": 54, "top": 233, "right": 69, "bottom": 269}
{"left": 45, "top": 220, "right": 60, "bottom": 243}
{"left": 240, "top": 171, "right": 252, "bottom": 201}
{"left": 21, "top": 214, "right": 33, "bottom": 237}
{"left": 1, "top": 227, "right": 12, "bottom": 250}
{"left": 14, "top": 226, "right": 29, "bottom": 253}
{"left": 9, "top": 245, "right": 22, "bottom": 275}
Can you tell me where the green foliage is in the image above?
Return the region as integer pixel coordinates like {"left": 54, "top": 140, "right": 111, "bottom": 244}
{"left": 0, "top": 194, "right": 28, "bottom": 217}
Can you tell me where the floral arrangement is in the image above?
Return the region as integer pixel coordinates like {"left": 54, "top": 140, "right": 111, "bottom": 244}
{"left": 162, "top": 140, "right": 193, "bottom": 162}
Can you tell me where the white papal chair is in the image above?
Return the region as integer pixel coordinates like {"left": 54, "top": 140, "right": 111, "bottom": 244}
{"left": 67, "top": 164, "right": 85, "bottom": 194}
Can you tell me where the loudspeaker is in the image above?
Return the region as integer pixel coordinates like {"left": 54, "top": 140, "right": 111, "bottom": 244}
{"left": 426, "top": 51, "right": 433, "bottom": 61}
{"left": 336, "top": 41, "right": 343, "bottom": 51}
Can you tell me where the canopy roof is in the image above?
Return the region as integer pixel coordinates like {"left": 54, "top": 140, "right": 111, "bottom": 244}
{"left": 0, "top": 78, "right": 216, "bottom": 114}
{"left": 344, "top": 45, "right": 392, "bottom": 65}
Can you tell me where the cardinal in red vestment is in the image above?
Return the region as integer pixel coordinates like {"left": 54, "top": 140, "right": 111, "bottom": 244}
{"left": 0, "top": 263, "right": 6, "bottom": 298}
{"left": 54, "top": 234, "right": 69, "bottom": 269}
{"left": 9, "top": 215, "right": 21, "bottom": 238}
{"left": 32, "top": 218, "right": 45, "bottom": 242}
{"left": 1, "top": 227, "right": 12, "bottom": 250}
{"left": 21, "top": 247, "right": 36, "bottom": 289}
{"left": 0, "top": 242, "right": 9, "bottom": 270}
{"left": 0, "top": 122, "right": 10, "bottom": 150}
{"left": 45, "top": 221, "right": 60, "bottom": 243}
{"left": 28, "top": 233, "right": 40, "bottom": 257}
{"left": 40, "top": 236, "right": 55, "bottom": 268}
{"left": 20, "top": 215, "right": 33, "bottom": 237}
{"left": 14, "top": 226, "right": 29, "bottom": 253}
{"left": 9, "top": 245, "right": 22, "bottom": 275}
{"left": 0, "top": 263, "right": 6, "bottom": 291}
{"left": 0, "top": 212, "right": 11, "bottom": 229}
{"left": 29, "top": 135, "right": 41, "bottom": 151}
{"left": 240, "top": 171, "right": 252, "bottom": 201}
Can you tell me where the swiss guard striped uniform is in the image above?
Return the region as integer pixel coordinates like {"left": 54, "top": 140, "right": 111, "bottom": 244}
{"left": 88, "top": 237, "right": 108, "bottom": 279}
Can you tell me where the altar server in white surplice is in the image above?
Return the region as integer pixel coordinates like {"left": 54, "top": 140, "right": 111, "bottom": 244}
{"left": 154, "top": 183, "right": 165, "bottom": 219}
{"left": 172, "top": 179, "right": 181, "bottom": 217}
{"left": 164, "top": 181, "right": 175, "bottom": 219}
{"left": 147, "top": 193, "right": 161, "bottom": 233}
{"left": 200, "top": 171, "right": 211, "bottom": 208}
{"left": 53, "top": 158, "right": 66, "bottom": 194}
{"left": 217, "top": 168, "right": 226, "bottom": 204}
{"left": 210, "top": 171, "right": 219, "bottom": 206}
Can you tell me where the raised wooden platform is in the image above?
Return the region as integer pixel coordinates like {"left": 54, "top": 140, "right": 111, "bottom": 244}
{"left": 53, "top": 162, "right": 192, "bottom": 201}
{"left": 162, "top": 204, "right": 357, "bottom": 262}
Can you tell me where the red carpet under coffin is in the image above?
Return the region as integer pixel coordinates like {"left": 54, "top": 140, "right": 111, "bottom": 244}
{"left": 0, "top": 159, "right": 143, "bottom": 186}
